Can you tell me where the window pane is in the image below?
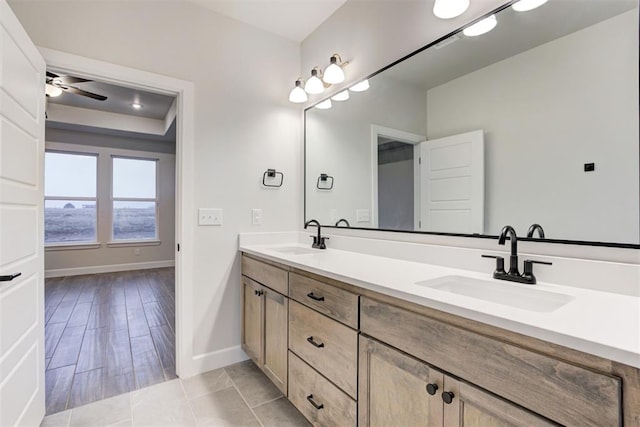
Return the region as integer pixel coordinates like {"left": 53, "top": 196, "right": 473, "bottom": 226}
{"left": 45, "top": 152, "right": 97, "bottom": 197}
{"left": 113, "top": 201, "right": 156, "bottom": 240}
{"left": 113, "top": 158, "right": 156, "bottom": 198}
{"left": 45, "top": 200, "right": 97, "bottom": 243}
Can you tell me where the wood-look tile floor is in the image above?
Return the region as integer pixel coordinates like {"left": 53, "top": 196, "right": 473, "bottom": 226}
{"left": 44, "top": 268, "right": 176, "bottom": 415}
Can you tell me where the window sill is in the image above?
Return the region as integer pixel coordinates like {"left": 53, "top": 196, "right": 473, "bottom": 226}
{"left": 45, "top": 242, "right": 102, "bottom": 251}
{"left": 106, "top": 240, "right": 161, "bottom": 248}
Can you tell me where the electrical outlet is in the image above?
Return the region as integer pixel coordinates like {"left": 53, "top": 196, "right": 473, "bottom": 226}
{"left": 356, "top": 209, "right": 370, "bottom": 223}
{"left": 252, "top": 208, "right": 262, "bottom": 225}
{"left": 199, "top": 208, "right": 223, "bottom": 226}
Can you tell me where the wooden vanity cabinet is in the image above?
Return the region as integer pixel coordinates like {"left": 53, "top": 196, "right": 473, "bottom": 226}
{"left": 241, "top": 257, "right": 289, "bottom": 394}
{"left": 359, "top": 336, "right": 554, "bottom": 427}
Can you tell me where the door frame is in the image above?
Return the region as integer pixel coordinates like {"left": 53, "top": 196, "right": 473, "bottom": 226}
{"left": 39, "top": 47, "right": 195, "bottom": 377}
{"left": 370, "top": 125, "right": 425, "bottom": 229}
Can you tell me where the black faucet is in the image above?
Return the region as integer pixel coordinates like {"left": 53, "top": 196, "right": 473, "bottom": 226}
{"left": 527, "top": 223, "right": 545, "bottom": 238}
{"left": 482, "top": 225, "right": 552, "bottom": 285}
{"left": 335, "top": 218, "right": 350, "bottom": 227}
{"left": 304, "top": 219, "right": 329, "bottom": 249}
{"left": 498, "top": 225, "right": 519, "bottom": 276}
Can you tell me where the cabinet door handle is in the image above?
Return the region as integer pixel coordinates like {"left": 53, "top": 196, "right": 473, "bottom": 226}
{"left": 426, "top": 383, "right": 438, "bottom": 396}
{"left": 307, "top": 292, "right": 325, "bottom": 302}
{"left": 442, "top": 391, "right": 455, "bottom": 404}
{"left": 0, "top": 273, "right": 21, "bottom": 282}
{"left": 306, "top": 336, "right": 325, "bottom": 348}
{"left": 255, "top": 289, "right": 264, "bottom": 296}
{"left": 306, "top": 394, "right": 324, "bottom": 410}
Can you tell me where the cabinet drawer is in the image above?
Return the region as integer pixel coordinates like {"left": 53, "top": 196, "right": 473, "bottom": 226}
{"left": 289, "top": 300, "right": 358, "bottom": 398}
{"left": 289, "top": 272, "right": 358, "bottom": 328}
{"left": 242, "top": 255, "right": 288, "bottom": 295}
{"left": 361, "top": 297, "right": 622, "bottom": 427}
{"left": 289, "top": 351, "right": 356, "bottom": 427}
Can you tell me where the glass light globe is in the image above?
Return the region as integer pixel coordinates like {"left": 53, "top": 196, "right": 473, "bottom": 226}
{"left": 331, "top": 90, "right": 350, "bottom": 101}
{"left": 289, "top": 80, "right": 308, "bottom": 103}
{"left": 512, "top": 0, "right": 548, "bottom": 12}
{"left": 463, "top": 15, "right": 497, "bottom": 37}
{"left": 433, "top": 0, "right": 469, "bottom": 19}
{"left": 323, "top": 56, "right": 345, "bottom": 84}
{"left": 46, "top": 84, "right": 62, "bottom": 97}
{"left": 315, "top": 99, "right": 332, "bottom": 110}
{"left": 349, "top": 80, "right": 370, "bottom": 92}
{"left": 304, "top": 69, "right": 325, "bottom": 94}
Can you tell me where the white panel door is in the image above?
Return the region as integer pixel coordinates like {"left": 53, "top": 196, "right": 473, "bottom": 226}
{"left": 419, "top": 130, "right": 484, "bottom": 234}
{"left": 0, "top": 1, "right": 46, "bottom": 425}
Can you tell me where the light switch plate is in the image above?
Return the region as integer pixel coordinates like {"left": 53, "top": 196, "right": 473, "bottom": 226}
{"left": 252, "top": 208, "right": 262, "bottom": 225}
{"left": 199, "top": 208, "right": 223, "bottom": 226}
{"left": 356, "top": 209, "right": 370, "bottom": 223}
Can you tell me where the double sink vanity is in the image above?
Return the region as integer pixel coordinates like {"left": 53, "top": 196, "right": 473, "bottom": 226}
{"left": 239, "top": 233, "right": 640, "bottom": 426}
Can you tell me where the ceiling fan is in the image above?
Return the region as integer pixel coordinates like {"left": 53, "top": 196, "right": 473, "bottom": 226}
{"left": 45, "top": 71, "right": 108, "bottom": 101}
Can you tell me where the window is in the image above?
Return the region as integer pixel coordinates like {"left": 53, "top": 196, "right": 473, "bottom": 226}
{"left": 44, "top": 151, "right": 98, "bottom": 244}
{"left": 112, "top": 157, "right": 158, "bottom": 241}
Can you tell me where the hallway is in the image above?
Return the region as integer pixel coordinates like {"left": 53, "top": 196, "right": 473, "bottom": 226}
{"left": 44, "top": 268, "right": 175, "bottom": 414}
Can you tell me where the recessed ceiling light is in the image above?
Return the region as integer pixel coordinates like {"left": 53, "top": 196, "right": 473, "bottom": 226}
{"left": 433, "top": 0, "right": 469, "bottom": 19}
{"left": 131, "top": 103, "right": 143, "bottom": 109}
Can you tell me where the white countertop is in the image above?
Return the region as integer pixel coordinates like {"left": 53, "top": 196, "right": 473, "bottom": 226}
{"left": 240, "top": 242, "right": 640, "bottom": 369}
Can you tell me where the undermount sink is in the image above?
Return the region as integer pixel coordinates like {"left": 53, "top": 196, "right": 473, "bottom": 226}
{"left": 416, "top": 275, "right": 573, "bottom": 312}
{"left": 269, "top": 246, "right": 318, "bottom": 255}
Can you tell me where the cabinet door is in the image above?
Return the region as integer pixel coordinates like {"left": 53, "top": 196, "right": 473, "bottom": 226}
{"left": 359, "top": 336, "right": 443, "bottom": 427}
{"left": 443, "top": 376, "right": 555, "bottom": 427}
{"left": 263, "top": 288, "right": 288, "bottom": 394}
{"left": 242, "top": 277, "right": 263, "bottom": 365}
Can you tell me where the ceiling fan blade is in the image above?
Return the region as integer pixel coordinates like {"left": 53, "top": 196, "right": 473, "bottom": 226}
{"left": 58, "top": 76, "right": 92, "bottom": 84}
{"left": 64, "top": 86, "right": 108, "bottom": 101}
{"left": 46, "top": 71, "right": 60, "bottom": 79}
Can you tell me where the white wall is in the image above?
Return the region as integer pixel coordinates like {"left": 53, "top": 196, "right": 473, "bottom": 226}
{"left": 9, "top": 0, "right": 301, "bottom": 370}
{"left": 426, "top": 10, "right": 639, "bottom": 244}
{"left": 44, "top": 140, "right": 176, "bottom": 275}
{"left": 305, "top": 75, "right": 426, "bottom": 225}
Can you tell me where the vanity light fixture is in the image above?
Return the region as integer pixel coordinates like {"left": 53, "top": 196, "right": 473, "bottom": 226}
{"left": 512, "top": 0, "right": 548, "bottom": 12}
{"left": 433, "top": 0, "right": 469, "bottom": 19}
{"left": 288, "top": 79, "right": 308, "bottom": 103}
{"left": 349, "top": 79, "right": 370, "bottom": 92}
{"left": 323, "top": 54, "right": 347, "bottom": 84}
{"left": 45, "top": 83, "right": 62, "bottom": 97}
{"left": 304, "top": 67, "right": 325, "bottom": 94}
{"left": 463, "top": 15, "right": 497, "bottom": 37}
{"left": 315, "top": 99, "right": 332, "bottom": 109}
{"left": 331, "top": 90, "right": 350, "bottom": 101}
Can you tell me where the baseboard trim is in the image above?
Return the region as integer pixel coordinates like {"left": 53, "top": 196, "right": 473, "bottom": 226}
{"left": 186, "top": 345, "right": 248, "bottom": 378}
{"left": 45, "top": 260, "right": 175, "bottom": 278}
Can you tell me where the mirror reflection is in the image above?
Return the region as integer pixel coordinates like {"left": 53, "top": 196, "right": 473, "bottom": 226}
{"left": 305, "top": 0, "right": 639, "bottom": 245}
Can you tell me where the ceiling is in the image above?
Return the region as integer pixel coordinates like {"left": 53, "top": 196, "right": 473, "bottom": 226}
{"left": 47, "top": 72, "right": 176, "bottom": 120}
{"left": 186, "top": 0, "right": 348, "bottom": 42}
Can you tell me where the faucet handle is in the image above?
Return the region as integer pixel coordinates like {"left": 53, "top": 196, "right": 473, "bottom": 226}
{"left": 522, "top": 259, "right": 552, "bottom": 284}
{"left": 309, "top": 235, "right": 319, "bottom": 248}
{"left": 481, "top": 254, "right": 505, "bottom": 275}
{"left": 318, "top": 236, "right": 329, "bottom": 249}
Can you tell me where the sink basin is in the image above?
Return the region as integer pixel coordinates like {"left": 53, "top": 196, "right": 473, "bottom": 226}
{"left": 269, "top": 246, "right": 318, "bottom": 255}
{"left": 416, "top": 275, "right": 573, "bottom": 312}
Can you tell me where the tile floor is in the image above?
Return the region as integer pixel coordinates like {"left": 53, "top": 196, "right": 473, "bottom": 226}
{"left": 40, "top": 360, "right": 310, "bottom": 427}
{"left": 45, "top": 269, "right": 176, "bottom": 414}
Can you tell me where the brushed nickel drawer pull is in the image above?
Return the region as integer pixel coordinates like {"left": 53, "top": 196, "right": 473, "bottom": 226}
{"left": 307, "top": 292, "right": 325, "bottom": 301}
{"left": 306, "top": 394, "right": 324, "bottom": 410}
{"left": 306, "top": 336, "right": 325, "bottom": 348}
